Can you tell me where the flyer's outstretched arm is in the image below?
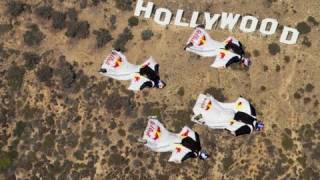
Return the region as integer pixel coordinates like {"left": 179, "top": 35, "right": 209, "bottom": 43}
{"left": 185, "top": 27, "right": 225, "bottom": 57}
{"left": 100, "top": 50, "right": 140, "bottom": 80}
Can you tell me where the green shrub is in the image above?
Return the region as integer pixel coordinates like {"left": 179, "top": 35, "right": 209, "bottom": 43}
{"left": 281, "top": 133, "right": 293, "bottom": 150}
{"left": 23, "top": 52, "right": 41, "bottom": 70}
{"left": 65, "top": 21, "right": 90, "bottom": 39}
{"left": 307, "top": 16, "right": 319, "bottom": 26}
{"left": 35, "top": 5, "right": 53, "bottom": 19}
{"left": 0, "top": 45, "right": 8, "bottom": 62}
{"left": 78, "top": 72, "right": 89, "bottom": 88}
{"left": 268, "top": 43, "right": 280, "bottom": 56}
{"left": 55, "top": 56, "right": 77, "bottom": 89}
{"left": 108, "top": 153, "right": 126, "bottom": 166}
{"left": 7, "top": 1, "right": 29, "bottom": 17}
{"left": 0, "top": 24, "right": 13, "bottom": 37}
{"left": 67, "top": 8, "right": 78, "bottom": 22}
{"left": 6, "top": 64, "right": 25, "bottom": 91}
{"left": 177, "top": 87, "right": 184, "bottom": 96}
{"left": 23, "top": 24, "right": 45, "bottom": 46}
{"left": 22, "top": 104, "right": 38, "bottom": 120}
{"left": 52, "top": 11, "right": 66, "bottom": 29}
{"left": 93, "top": 28, "right": 112, "bottom": 48}
{"left": 43, "top": 134, "right": 55, "bottom": 150}
{"left": 92, "top": 0, "right": 107, "bottom": 6}
{"left": 141, "top": 29, "right": 153, "bottom": 41}
{"left": 110, "top": 15, "right": 117, "bottom": 29}
{"left": 128, "top": 16, "right": 139, "bottom": 27}
{"left": 0, "top": 150, "right": 18, "bottom": 172}
{"left": 113, "top": 27, "right": 133, "bottom": 51}
{"left": 222, "top": 153, "right": 233, "bottom": 171}
{"left": 296, "top": 22, "right": 311, "bottom": 34}
{"left": 36, "top": 65, "right": 53, "bottom": 84}
{"left": 115, "top": 0, "right": 132, "bottom": 11}
{"left": 80, "top": 0, "right": 87, "bottom": 9}
{"left": 14, "top": 121, "right": 27, "bottom": 137}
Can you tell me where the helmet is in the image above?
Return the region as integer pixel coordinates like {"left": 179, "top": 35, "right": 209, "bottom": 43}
{"left": 158, "top": 80, "right": 166, "bottom": 89}
{"left": 198, "top": 150, "right": 209, "bottom": 160}
{"left": 241, "top": 57, "right": 251, "bottom": 67}
{"left": 99, "top": 68, "right": 107, "bottom": 73}
{"left": 255, "top": 121, "right": 264, "bottom": 131}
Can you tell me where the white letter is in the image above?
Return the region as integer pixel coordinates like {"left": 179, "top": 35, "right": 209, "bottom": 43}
{"left": 220, "top": 12, "right": 240, "bottom": 31}
{"left": 239, "top": 16, "right": 258, "bottom": 33}
{"left": 259, "top": 18, "right": 278, "bottom": 35}
{"left": 154, "top": 8, "right": 172, "bottom": 26}
{"left": 204, "top": 12, "right": 220, "bottom": 30}
{"left": 280, "top": 26, "right": 299, "bottom": 45}
{"left": 190, "top": 11, "right": 200, "bottom": 28}
{"left": 134, "top": 0, "right": 154, "bottom": 18}
{"left": 174, "top": 9, "right": 189, "bottom": 27}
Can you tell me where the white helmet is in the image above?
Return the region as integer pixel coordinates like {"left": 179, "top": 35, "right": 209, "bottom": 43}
{"left": 157, "top": 80, "right": 166, "bottom": 89}
{"left": 241, "top": 57, "right": 251, "bottom": 67}
{"left": 198, "top": 150, "right": 209, "bottom": 160}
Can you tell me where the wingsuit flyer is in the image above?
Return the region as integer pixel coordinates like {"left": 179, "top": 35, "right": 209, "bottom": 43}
{"left": 0, "top": 0, "right": 319, "bottom": 179}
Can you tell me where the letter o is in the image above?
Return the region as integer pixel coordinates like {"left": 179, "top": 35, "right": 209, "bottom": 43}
{"left": 154, "top": 8, "right": 172, "bottom": 26}
{"left": 240, "top": 16, "right": 258, "bottom": 33}
{"left": 260, "top": 18, "right": 278, "bottom": 35}
{"left": 280, "top": 26, "right": 299, "bottom": 45}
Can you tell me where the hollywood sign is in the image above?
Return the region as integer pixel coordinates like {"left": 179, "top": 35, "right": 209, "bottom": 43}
{"left": 134, "top": 0, "right": 299, "bottom": 45}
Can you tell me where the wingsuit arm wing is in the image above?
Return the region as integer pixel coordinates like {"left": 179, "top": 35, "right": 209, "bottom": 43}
{"left": 179, "top": 126, "right": 196, "bottom": 141}
{"left": 100, "top": 50, "right": 140, "bottom": 80}
{"left": 140, "top": 57, "right": 158, "bottom": 71}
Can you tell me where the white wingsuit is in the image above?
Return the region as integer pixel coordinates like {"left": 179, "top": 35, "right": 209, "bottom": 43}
{"left": 191, "top": 94, "right": 257, "bottom": 135}
{"left": 185, "top": 27, "right": 244, "bottom": 69}
{"left": 141, "top": 117, "right": 198, "bottom": 163}
{"left": 99, "top": 50, "right": 159, "bottom": 91}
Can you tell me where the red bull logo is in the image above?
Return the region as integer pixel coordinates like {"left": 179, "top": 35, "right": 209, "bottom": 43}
{"left": 105, "top": 53, "right": 123, "bottom": 68}
{"left": 201, "top": 98, "right": 213, "bottom": 111}
{"left": 205, "top": 101, "right": 212, "bottom": 110}
{"left": 198, "top": 35, "right": 206, "bottom": 46}
{"left": 190, "top": 29, "right": 206, "bottom": 46}
{"left": 153, "top": 127, "right": 161, "bottom": 140}
{"left": 113, "top": 57, "right": 123, "bottom": 68}
{"left": 236, "top": 101, "right": 243, "bottom": 109}
{"left": 146, "top": 121, "right": 161, "bottom": 140}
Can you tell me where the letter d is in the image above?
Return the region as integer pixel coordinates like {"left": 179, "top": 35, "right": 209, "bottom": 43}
{"left": 280, "top": 26, "right": 299, "bottom": 45}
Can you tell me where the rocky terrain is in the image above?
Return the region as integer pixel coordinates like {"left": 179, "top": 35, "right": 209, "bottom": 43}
{"left": 0, "top": 0, "right": 319, "bottom": 179}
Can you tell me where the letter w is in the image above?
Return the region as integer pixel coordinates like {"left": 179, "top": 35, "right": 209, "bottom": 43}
{"left": 220, "top": 12, "right": 240, "bottom": 31}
